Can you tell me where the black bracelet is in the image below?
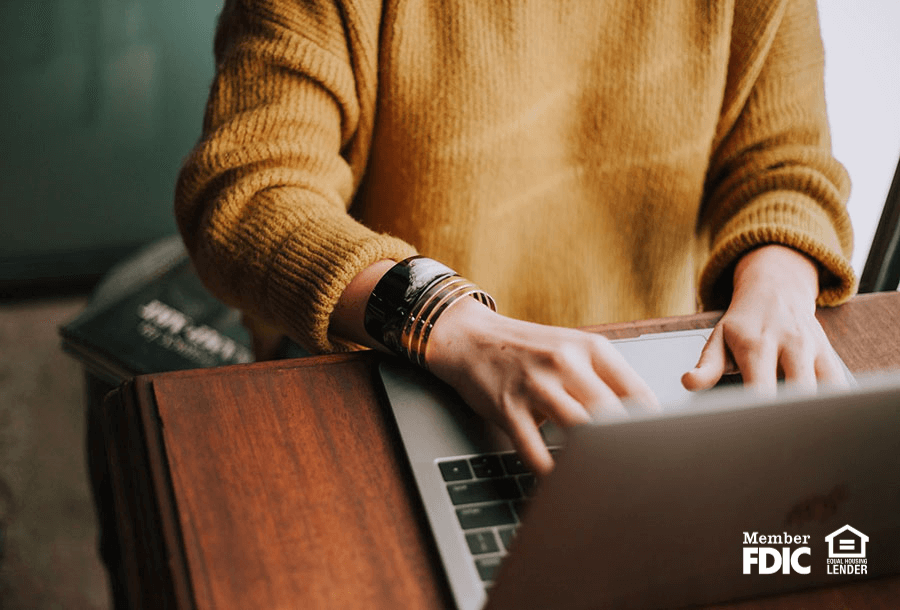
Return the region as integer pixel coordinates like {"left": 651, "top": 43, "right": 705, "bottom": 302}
{"left": 364, "top": 256, "right": 456, "bottom": 353}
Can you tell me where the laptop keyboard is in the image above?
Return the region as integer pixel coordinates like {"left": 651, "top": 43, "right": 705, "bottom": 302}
{"left": 432, "top": 376, "right": 744, "bottom": 594}
{"left": 437, "top": 449, "right": 559, "bottom": 590}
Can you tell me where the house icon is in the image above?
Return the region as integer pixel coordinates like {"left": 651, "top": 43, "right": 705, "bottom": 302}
{"left": 825, "top": 525, "right": 868, "bottom": 558}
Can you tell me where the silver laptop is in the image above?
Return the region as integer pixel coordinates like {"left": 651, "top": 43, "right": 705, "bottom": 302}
{"left": 378, "top": 331, "right": 897, "bottom": 609}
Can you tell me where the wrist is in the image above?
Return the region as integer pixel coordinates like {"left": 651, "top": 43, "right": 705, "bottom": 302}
{"left": 426, "top": 296, "right": 498, "bottom": 381}
{"left": 733, "top": 244, "right": 819, "bottom": 303}
{"left": 361, "top": 256, "right": 497, "bottom": 368}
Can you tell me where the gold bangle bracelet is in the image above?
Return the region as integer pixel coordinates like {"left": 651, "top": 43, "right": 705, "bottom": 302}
{"left": 407, "top": 279, "right": 477, "bottom": 367}
{"left": 414, "top": 285, "right": 494, "bottom": 369}
{"left": 399, "top": 275, "right": 496, "bottom": 369}
{"left": 366, "top": 256, "right": 496, "bottom": 368}
{"left": 401, "top": 276, "right": 471, "bottom": 363}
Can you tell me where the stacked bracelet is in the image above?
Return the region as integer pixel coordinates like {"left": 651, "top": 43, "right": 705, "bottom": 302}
{"left": 364, "top": 256, "right": 496, "bottom": 368}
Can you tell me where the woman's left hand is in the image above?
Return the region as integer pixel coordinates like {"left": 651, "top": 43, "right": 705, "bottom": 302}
{"left": 682, "top": 244, "right": 849, "bottom": 394}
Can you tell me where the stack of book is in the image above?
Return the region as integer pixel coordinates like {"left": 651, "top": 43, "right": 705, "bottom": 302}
{"left": 60, "top": 236, "right": 305, "bottom": 384}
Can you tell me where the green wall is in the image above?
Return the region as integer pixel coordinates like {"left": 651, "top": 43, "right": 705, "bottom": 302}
{"left": 0, "top": 0, "right": 223, "bottom": 285}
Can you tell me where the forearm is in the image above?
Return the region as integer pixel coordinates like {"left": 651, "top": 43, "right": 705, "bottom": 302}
{"left": 176, "top": 2, "right": 416, "bottom": 353}
{"left": 698, "top": 0, "right": 854, "bottom": 310}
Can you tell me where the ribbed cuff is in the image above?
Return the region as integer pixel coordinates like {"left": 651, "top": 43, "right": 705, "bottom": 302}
{"left": 265, "top": 211, "right": 417, "bottom": 353}
{"left": 699, "top": 192, "right": 856, "bottom": 310}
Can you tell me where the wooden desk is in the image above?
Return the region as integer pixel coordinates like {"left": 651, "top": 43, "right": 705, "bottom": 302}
{"left": 102, "top": 292, "right": 900, "bottom": 609}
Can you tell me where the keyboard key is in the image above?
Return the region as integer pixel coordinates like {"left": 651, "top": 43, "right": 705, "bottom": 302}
{"left": 456, "top": 503, "right": 516, "bottom": 529}
{"left": 465, "top": 531, "right": 500, "bottom": 555}
{"left": 500, "top": 453, "right": 529, "bottom": 475}
{"left": 475, "top": 556, "right": 503, "bottom": 582}
{"left": 518, "top": 474, "right": 537, "bottom": 496}
{"left": 470, "top": 455, "right": 503, "bottom": 478}
{"left": 498, "top": 526, "right": 516, "bottom": 551}
{"left": 439, "top": 459, "right": 473, "bottom": 482}
{"left": 447, "top": 478, "right": 521, "bottom": 505}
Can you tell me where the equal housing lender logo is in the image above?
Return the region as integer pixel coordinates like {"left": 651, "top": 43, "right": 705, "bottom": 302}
{"left": 742, "top": 525, "right": 868, "bottom": 575}
{"left": 825, "top": 525, "right": 869, "bottom": 574}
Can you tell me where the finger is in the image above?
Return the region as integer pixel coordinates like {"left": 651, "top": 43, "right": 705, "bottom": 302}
{"left": 589, "top": 343, "right": 660, "bottom": 409}
{"left": 779, "top": 343, "right": 817, "bottom": 392}
{"left": 560, "top": 358, "right": 630, "bottom": 419}
{"left": 815, "top": 347, "right": 850, "bottom": 388}
{"left": 682, "top": 324, "right": 729, "bottom": 391}
{"left": 578, "top": 383, "right": 631, "bottom": 421}
{"left": 543, "top": 388, "right": 595, "bottom": 428}
{"left": 526, "top": 380, "right": 593, "bottom": 428}
{"left": 504, "top": 410, "right": 554, "bottom": 476}
{"left": 732, "top": 334, "right": 778, "bottom": 396}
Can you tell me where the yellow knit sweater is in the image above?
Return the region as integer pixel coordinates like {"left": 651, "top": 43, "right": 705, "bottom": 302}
{"left": 175, "top": 0, "right": 855, "bottom": 353}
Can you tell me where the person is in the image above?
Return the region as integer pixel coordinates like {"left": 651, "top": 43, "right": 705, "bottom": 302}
{"left": 175, "top": 0, "right": 855, "bottom": 476}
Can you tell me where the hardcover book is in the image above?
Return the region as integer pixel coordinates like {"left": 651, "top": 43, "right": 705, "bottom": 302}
{"left": 60, "top": 237, "right": 265, "bottom": 384}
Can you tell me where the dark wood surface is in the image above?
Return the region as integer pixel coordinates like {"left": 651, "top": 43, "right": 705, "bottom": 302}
{"left": 106, "top": 292, "right": 900, "bottom": 609}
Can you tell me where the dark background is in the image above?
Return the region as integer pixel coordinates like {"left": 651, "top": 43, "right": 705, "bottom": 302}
{"left": 0, "top": 0, "right": 223, "bottom": 293}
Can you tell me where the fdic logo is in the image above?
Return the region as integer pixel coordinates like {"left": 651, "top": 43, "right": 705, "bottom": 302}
{"left": 742, "top": 532, "right": 811, "bottom": 574}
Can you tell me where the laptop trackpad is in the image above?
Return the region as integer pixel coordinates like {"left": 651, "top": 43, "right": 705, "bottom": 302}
{"left": 612, "top": 331, "right": 710, "bottom": 407}
{"left": 540, "top": 330, "right": 711, "bottom": 445}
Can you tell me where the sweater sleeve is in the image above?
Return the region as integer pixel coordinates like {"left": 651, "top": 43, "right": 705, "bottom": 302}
{"left": 174, "top": 0, "right": 415, "bottom": 353}
{"left": 697, "top": 0, "right": 855, "bottom": 310}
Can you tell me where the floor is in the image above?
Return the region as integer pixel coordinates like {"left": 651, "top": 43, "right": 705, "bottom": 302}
{"left": 0, "top": 296, "right": 110, "bottom": 609}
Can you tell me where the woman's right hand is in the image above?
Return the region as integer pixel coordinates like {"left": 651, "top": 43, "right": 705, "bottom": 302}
{"left": 330, "top": 259, "right": 658, "bottom": 476}
{"left": 426, "top": 297, "right": 659, "bottom": 476}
